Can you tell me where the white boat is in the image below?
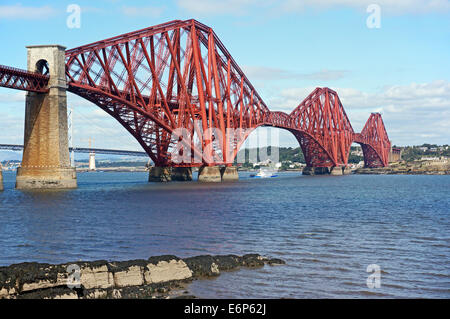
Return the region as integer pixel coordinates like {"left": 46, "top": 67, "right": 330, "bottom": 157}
{"left": 250, "top": 168, "right": 278, "bottom": 178}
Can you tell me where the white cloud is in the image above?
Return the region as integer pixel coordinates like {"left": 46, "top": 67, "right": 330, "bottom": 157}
{"left": 0, "top": 92, "right": 143, "bottom": 150}
{"left": 0, "top": 91, "right": 25, "bottom": 102}
{"left": 271, "top": 80, "right": 450, "bottom": 112}
{"left": 121, "top": 6, "right": 164, "bottom": 17}
{"left": 0, "top": 5, "right": 57, "bottom": 19}
{"left": 0, "top": 80, "right": 447, "bottom": 151}
{"left": 80, "top": 7, "right": 105, "bottom": 14}
{"left": 304, "top": 69, "right": 348, "bottom": 81}
{"left": 243, "top": 66, "right": 293, "bottom": 81}
{"left": 176, "top": 0, "right": 269, "bottom": 16}
{"left": 70, "top": 106, "right": 143, "bottom": 150}
{"left": 279, "top": 0, "right": 450, "bottom": 14}
{"left": 243, "top": 66, "right": 348, "bottom": 82}
{"left": 0, "top": 112, "right": 24, "bottom": 144}
{"left": 341, "top": 80, "right": 450, "bottom": 111}
{"left": 268, "top": 80, "right": 450, "bottom": 145}
{"left": 176, "top": 0, "right": 450, "bottom": 16}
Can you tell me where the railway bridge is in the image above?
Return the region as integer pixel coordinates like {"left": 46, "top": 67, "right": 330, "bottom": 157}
{"left": 0, "top": 19, "right": 390, "bottom": 189}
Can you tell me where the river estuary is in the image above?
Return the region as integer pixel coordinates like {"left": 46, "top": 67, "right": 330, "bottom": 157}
{"left": 0, "top": 170, "right": 449, "bottom": 298}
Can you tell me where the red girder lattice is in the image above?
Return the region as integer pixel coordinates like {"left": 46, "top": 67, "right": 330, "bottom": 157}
{"left": 0, "top": 65, "right": 49, "bottom": 93}
{"left": 287, "top": 87, "right": 355, "bottom": 167}
{"left": 65, "top": 19, "right": 269, "bottom": 166}
{"left": 0, "top": 19, "right": 391, "bottom": 168}
{"left": 354, "top": 113, "right": 391, "bottom": 167}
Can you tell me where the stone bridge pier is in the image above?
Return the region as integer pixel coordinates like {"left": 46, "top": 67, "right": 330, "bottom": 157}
{"left": 16, "top": 45, "right": 77, "bottom": 189}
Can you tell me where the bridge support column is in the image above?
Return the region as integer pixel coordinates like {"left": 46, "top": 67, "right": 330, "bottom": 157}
{"left": 148, "top": 166, "right": 172, "bottom": 182}
{"left": 343, "top": 166, "right": 352, "bottom": 175}
{"left": 171, "top": 167, "right": 192, "bottom": 181}
{"left": 16, "top": 45, "right": 77, "bottom": 189}
{"left": 302, "top": 166, "right": 330, "bottom": 175}
{"left": 198, "top": 166, "right": 221, "bottom": 182}
{"left": 220, "top": 166, "right": 239, "bottom": 181}
{"left": 329, "top": 167, "right": 343, "bottom": 175}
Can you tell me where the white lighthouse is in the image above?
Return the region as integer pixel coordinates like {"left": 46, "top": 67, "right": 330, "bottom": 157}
{"left": 88, "top": 138, "right": 96, "bottom": 171}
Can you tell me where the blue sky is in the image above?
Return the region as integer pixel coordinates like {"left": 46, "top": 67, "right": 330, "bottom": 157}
{"left": 0, "top": 0, "right": 449, "bottom": 157}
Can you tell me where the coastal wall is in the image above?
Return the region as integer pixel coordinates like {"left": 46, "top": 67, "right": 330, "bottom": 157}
{"left": 0, "top": 254, "right": 284, "bottom": 299}
{"left": 354, "top": 161, "right": 450, "bottom": 175}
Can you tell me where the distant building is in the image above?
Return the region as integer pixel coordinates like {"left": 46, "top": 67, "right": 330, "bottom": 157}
{"left": 421, "top": 157, "right": 449, "bottom": 166}
{"left": 421, "top": 156, "right": 441, "bottom": 161}
{"left": 253, "top": 159, "right": 273, "bottom": 167}
{"left": 89, "top": 152, "right": 96, "bottom": 171}
{"left": 351, "top": 150, "right": 363, "bottom": 156}
{"left": 389, "top": 147, "right": 402, "bottom": 163}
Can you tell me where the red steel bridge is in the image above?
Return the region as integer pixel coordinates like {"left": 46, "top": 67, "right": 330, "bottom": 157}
{"left": 0, "top": 19, "right": 390, "bottom": 169}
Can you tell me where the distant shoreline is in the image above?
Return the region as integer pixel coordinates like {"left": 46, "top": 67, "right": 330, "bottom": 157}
{"left": 353, "top": 168, "right": 449, "bottom": 175}
{"left": 4, "top": 165, "right": 445, "bottom": 175}
{"left": 73, "top": 167, "right": 450, "bottom": 175}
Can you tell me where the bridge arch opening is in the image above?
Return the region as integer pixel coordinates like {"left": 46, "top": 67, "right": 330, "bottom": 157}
{"left": 35, "top": 59, "right": 49, "bottom": 75}
{"left": 348, "top": 142, "right": 365, "bottom": 167}
{"left": 232, "top": 123, "right": 342, "bottom": 169}
{"left": 233, "top": 126, "right": 306, "bottom": 168}
{"left": 356, "top": 142, "right": 385, "bottom": 168}
{"left": 66, "top": 92, "right": 150, "bottom": 160}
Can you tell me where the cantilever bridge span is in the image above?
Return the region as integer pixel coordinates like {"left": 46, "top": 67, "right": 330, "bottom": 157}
{"left": 0, "top": 19, "right": 390, "bottom": 188}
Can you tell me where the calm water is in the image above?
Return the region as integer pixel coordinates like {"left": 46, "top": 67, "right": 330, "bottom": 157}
{"left": 0, "top": 170, "right": 449, "bottom": 298}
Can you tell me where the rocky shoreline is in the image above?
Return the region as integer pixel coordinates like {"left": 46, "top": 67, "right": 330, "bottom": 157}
{"left": 352, "top": 159, "right": 450, "bottom": 175}
{"left": 0, "top": 254, "right": 285, "bottom": 299}
{"left": 354, "top": 167, "right": 449, "bottom": 175}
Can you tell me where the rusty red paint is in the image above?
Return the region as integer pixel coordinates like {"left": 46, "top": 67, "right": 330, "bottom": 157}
{"left": 0, "top": 19, "right": 390, "bottom": 168}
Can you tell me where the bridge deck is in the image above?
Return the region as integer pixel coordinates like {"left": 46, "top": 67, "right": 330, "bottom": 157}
{"left": 0, "top": 144, "right": 147, "bottom": 157}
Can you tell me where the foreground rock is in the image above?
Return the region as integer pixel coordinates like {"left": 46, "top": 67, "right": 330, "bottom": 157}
{"left": 0, "top": 254, "right": 285, "bottom": 299}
